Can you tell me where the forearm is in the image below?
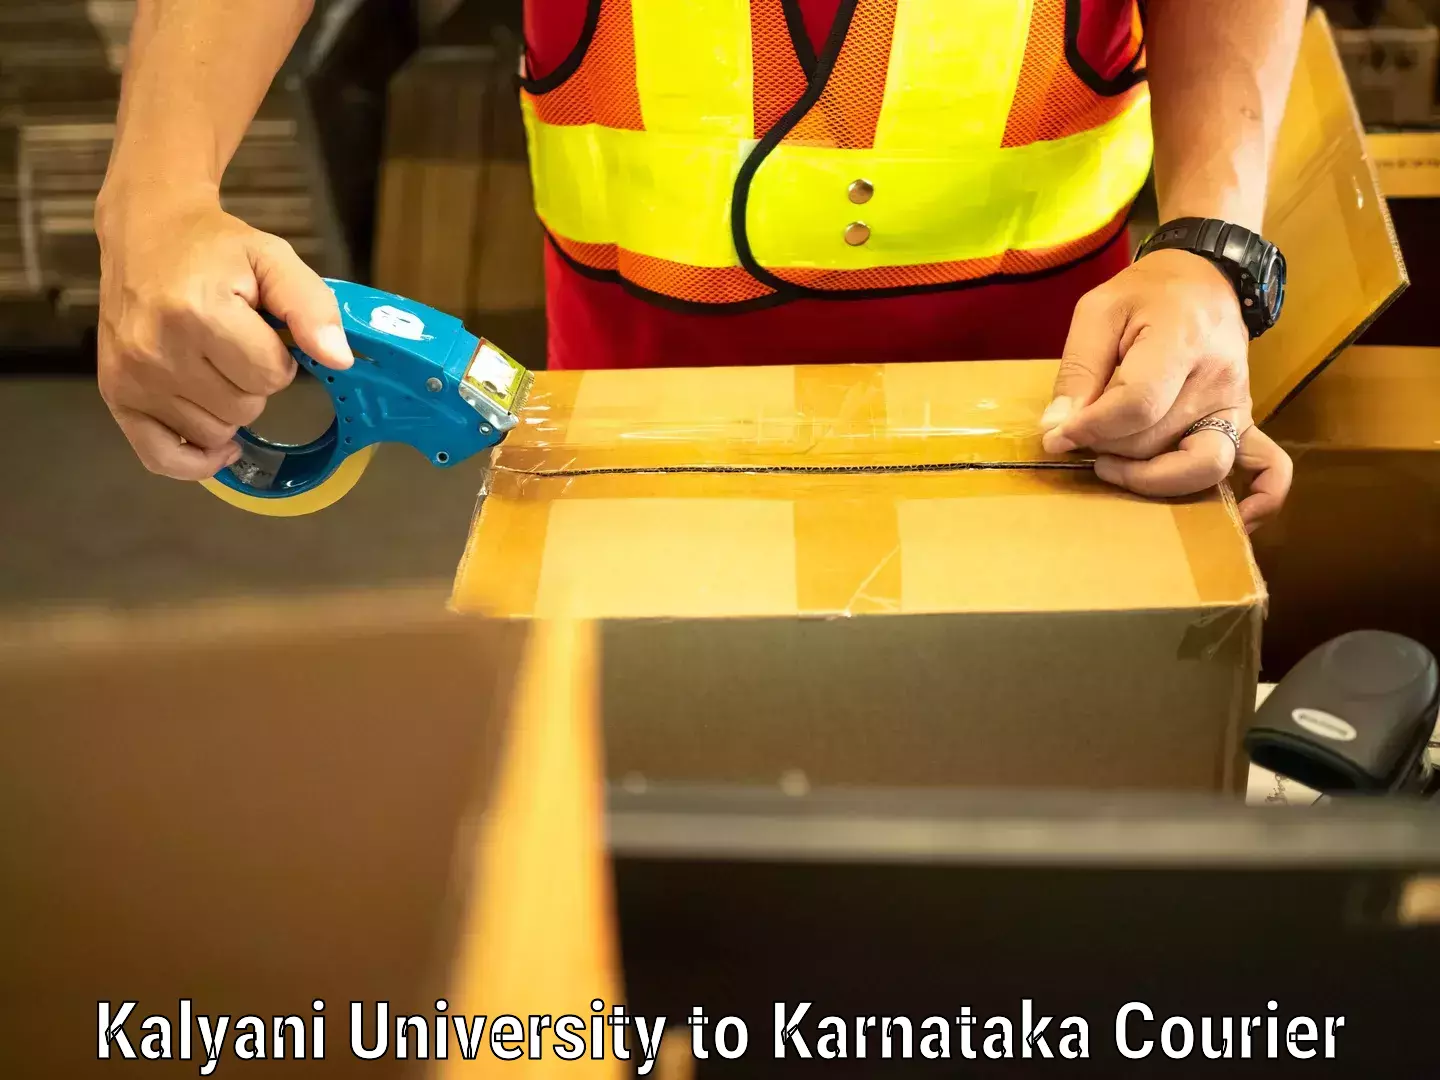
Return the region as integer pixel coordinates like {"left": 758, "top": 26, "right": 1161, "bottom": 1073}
{"left": 98, "top": 0, "right": 313, "bottom": 221}
{"left": 1145, "top": 0, "right": 1307, "bottom": 231}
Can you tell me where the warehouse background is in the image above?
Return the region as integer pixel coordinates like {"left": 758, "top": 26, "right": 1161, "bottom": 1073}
{"left": 0, "top": 0, "right": 535, "bottom": 372}
{"left": 0, "top": 0, "right": 1436, "bottom": 670}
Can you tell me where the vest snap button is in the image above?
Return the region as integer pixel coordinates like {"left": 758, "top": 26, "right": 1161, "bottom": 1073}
{"left": 844, "top": 221, "right": 871, "bottom": 246}
{"left": 848, "top": 179, "right": 874, "bottom": 204}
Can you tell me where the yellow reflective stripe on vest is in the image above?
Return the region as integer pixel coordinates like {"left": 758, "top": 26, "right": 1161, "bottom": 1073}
{"left": 528, "top": 95, "right": 1152, "bottom": 270}
{"left": 746, "top": 94, "right": 1153, "bottom": 268}
{"left": 876, "top": 0, "right": 1033, "bottom": 152}
{"left": 631, "top": 0, "right": 753, "bottom": 138}
{"left": 524, "top": 97, "right": 749, "bottom": 266}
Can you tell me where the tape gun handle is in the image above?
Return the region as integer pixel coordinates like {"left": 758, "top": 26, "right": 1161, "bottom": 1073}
{"left": 257, "top": 308, "right": 310, "bottom": 353}
{"left": 255, "top": 305, "right": 355, "bottom": 371}
{"left": 216, "top": 301, "right": 365, "bottom": 488}
{"left": 249, "top": 305, "right": 352, "bottom": 415}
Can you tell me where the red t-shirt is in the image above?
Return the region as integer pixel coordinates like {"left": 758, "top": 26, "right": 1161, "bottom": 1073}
{"left": 524, "top": 0, "right": 1132, "bottom": 370}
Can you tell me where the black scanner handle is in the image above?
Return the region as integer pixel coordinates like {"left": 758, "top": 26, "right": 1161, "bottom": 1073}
{"left": 1245, "top": 631, "right": 1439, "bottom": 796}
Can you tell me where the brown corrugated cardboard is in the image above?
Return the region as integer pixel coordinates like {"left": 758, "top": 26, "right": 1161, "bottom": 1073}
{"left": 1255, "top": 128, "right": 1440, "bottom": 672}
{"left": 456, "top": 360, "right": 1264, "bottom": 794}
{"left": 450, "top": 9, "right": 1403, "bottom": 796}
{"left": 1254, "top": 345, "right": 1440, "bottom": 674}
{"left": 1246, "top": 6, "right": 1407, "bottom": 420}
{"left": 0, "top": 592, "right": 625, "bottom": 1078}
{"left": 1267, "top": 344, "right": 1440, "bottom": 450}
{"left": 436, "top": 616, "right": 626, "bottom": 1080}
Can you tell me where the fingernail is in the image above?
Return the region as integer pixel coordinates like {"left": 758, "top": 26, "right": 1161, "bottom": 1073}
{"left": 1094, "top": 455, "right": 1123, "bottom": 485}
{"left": 1040, "top": 396, "right": 1073, "bottom": 430}
{"left": 1042, "top": 428, "right": 1077, "bottom": 454}
{"left": 316, "top": 325, "right": 354, "bottom": 367}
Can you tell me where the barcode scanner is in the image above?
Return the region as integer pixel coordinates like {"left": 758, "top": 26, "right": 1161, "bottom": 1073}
{"left": 1246, "top": 631, "right": 1440, "bottom": 797}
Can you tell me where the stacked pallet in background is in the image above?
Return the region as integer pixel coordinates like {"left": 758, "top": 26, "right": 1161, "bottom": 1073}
{"left": 372, "top": 39, "right": 547, "bottom": 367}
{"left": 19, "top": 97, "right": 344, "bottom": 314}
{"left": 0, "top": 1, "right": 348, "bottom": 348}
{"left": 0, "top": 1, "right": 115, "bottom": 336}
{"left": 0, "top": 127, "right": 30, "bottom": 299}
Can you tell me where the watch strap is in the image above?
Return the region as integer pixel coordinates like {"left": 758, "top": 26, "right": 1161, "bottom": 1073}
{"left": 1136, "top": 217, "right": 1283, "bottom": 339}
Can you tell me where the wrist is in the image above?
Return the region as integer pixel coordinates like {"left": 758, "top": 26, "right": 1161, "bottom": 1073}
{"left": 1157, "top": 184, "right": 1265, "bottom": 235}
{"left": 95, "top": 176, "right": 221, "bottom": 241}
{"left": 1136, "top": 217, "right": 1287, "bottom": 339}
{"left": 1159, "top": 202, "right": 1264, "bottom": 235}
{"left": 1155, "top": 158, "right": 1268, "bottom": 233}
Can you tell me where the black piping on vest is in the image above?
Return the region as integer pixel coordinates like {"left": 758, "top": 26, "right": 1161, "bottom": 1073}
{"left": 1065, "top": 0, "right": 1148, "bottom": 96}
{"left": 520, "top": 0, "right": 603, "bottom": 94}
{"left": 730, "top": 0, "right": 861, "bottom": 300}
{"left": 780, "top": 0, "right": 819, "bottom": 75}
{"left": 545, "top": 232, "right": 797, "bottom": 315}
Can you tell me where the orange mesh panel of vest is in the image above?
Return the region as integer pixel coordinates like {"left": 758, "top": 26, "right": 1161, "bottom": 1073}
{"left": 767, "top": 206, "right": 1130, "bottom": 292}
{"left": 783, "top": 0, "right": 897, "bottom": 150}
{"left": 551, "top": 237, "right": 778, "bottom": 304}
{"left": 751, "top": 0, "right": 811, "bottom": 137}
{"left": 1003, "top": 0, "right": 1144, "bottom": 148}
{"left": 551, "top": 235, "right": 621, "bottom": 272}
{"left": 525, "top": 0, "right": 644, "bottom": 130}
{"left": 621, "top": 253, "right": 778, "bottom": 303}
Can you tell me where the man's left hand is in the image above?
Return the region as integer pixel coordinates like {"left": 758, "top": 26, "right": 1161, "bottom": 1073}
{"left": 1039, "top": 247, "right": 1292, "bottom": 533}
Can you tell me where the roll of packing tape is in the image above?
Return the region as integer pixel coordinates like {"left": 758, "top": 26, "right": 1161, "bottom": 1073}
{"left": 201, "top": 443, "right": 378, "bottom": 517}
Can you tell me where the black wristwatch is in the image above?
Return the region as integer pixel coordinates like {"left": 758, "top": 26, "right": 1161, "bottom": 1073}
{"left": 1135, "top": 217, "right": 1287, "bottom": 339}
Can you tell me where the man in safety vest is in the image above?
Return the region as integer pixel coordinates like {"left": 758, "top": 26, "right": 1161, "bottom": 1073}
{"left": 95, "top": 0, "right": 1303, "bottom": 530}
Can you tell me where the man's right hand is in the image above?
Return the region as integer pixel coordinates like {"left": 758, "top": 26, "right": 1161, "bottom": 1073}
{"left": 95, "top": 189, "right": 355, "bottom": 481}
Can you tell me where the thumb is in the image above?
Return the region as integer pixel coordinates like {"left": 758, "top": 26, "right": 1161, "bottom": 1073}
{"left": 1042, "top": 289, "right": 1124, "bottom": 453}
{"left": 250, "top": 235, "right": 353, "bottom": 371}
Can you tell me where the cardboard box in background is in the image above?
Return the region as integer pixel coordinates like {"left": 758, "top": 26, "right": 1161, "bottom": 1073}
{"left": 451, "top": 10, "right": 1405, "bottom": 796}
{"left": 1326, "top": 0, "right": 1440, "bottom": 126}
{"left": 1242, "top": 7, "right": 1409, "bottom": 422}
{"left": 1358, "top": 131, "right": 1440, "bottom": 347}
{"left": 1255, "top": 346, "right": 1440, "bottom": 675}
{"left": 0, "top": 594, "right": 621, "bottom": 1077}
{"left": 1255, "top": 130, "right": 1440, "bottom": 675}
{"left": 372, "top": 40, "right": 548, "bottom": 369}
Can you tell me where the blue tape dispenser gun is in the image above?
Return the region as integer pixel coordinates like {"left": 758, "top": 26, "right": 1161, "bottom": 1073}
{"left": 202, "top": 280, "right": 533, "bottom": 517}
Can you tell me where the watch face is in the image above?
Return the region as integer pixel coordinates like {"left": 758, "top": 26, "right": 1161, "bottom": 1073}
{"left": 1260, "top": 249, "right": 1286, "bottom": 324}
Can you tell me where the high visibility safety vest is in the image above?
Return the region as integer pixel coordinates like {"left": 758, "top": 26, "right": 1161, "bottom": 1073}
{"left": 521, "top": 0, "right": 1153, "bottom": 310}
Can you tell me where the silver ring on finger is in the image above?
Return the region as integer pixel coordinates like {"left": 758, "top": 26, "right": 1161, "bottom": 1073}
{"left": 1182, "top": 416, "right": 1241, "bottom": 454}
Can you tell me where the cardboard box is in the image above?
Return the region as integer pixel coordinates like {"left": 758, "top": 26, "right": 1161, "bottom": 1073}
{"left": 12, "top": 600, "right": 1440, "bottom": 1077}
{"left": 1359, "top": 130, "right": 1440, "bottom": 346}
{"left": 451, "top": 10, "right": 1406, "bottom": 795}
{"left": 1245, "top": 7, "right": 1409, "bottom": 421}
{"left": 1327, "top": 0, "right": 1440, "bottom": 126}
{"left": 456, "top": 362, "right": 1269, "bottom": 794}
{"left": 1256, "top": 130, "right": 1440, "bottom": 673}
{"left": 1253, "top": 345, "right": 1440, "bottom": 674}
{"left": 0, "top": 593, "right": 623, "bottom": 1078}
